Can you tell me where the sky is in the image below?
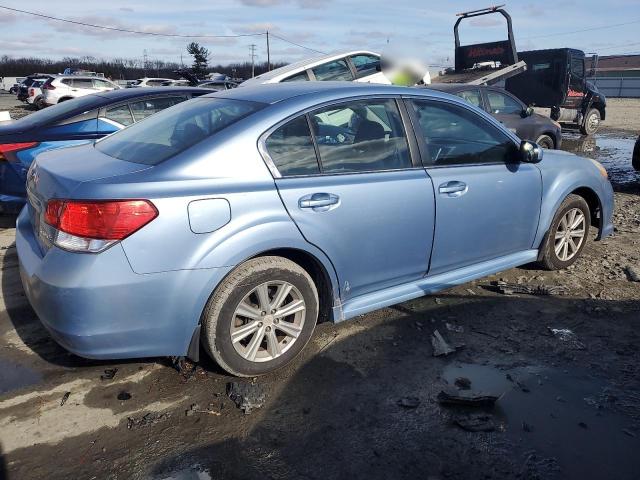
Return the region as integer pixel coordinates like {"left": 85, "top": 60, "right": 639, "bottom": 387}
{"left": 0, "top": 0, "right": 639, "bottom": 68}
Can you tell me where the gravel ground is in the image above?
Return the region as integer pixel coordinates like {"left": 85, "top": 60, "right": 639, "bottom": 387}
{"left": 0, "top": 92, "right": 639, "bottom": 480}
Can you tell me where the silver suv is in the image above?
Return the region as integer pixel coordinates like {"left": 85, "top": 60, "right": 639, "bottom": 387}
{"left": 42, "top": 75, "right": 119, "bottom": 106}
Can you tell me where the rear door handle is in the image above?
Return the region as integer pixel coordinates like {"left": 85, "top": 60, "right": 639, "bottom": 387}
{"left": 439, "top": 181, "right": 468, "bottom": 197}
{"left": 299, "top": 193, "right": 340, "bottom": 211}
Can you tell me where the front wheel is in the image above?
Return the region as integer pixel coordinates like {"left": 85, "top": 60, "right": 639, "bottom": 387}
{"left": 535, "top": 134, "right": 555, "bottom": 149}
{"left": 202, "top": 256, "right": 319, "bottom": 377}
{"left": 580, "top": 108, "right": 601, "bottom": 135}
{"left": 538, "top": 194, "right": 590, "bottom": 270}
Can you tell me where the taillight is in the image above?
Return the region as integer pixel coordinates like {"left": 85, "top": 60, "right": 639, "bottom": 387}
{"left": 29, "top": 88, "right": 35, "bottom": 97}
{"left": 44, "top": 199, "right": 158, "bottom": 252}
{"left": 0, "top": 142, "right": 39, "bottom": 161}
{"left": 42, "top": 82, "right": 55, "bottom": 91}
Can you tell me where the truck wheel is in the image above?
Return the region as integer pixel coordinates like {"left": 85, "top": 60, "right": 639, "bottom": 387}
{"left": 580, "top": 108, "right": 600, "bottom": 135}
{"left": 535, "top": 134, "right": 555, "bottom": 149}
{"left": 202, "top": 256, "right": 319, "bottom": 377}
{"left": 538, "top": 194, "right": 590, "bottom": 271}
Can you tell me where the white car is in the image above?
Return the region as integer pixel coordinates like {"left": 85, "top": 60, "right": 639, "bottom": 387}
{"left": 240, "top": 50, "right": 429, "bottom": 87}
{"left": 129, "top": 78, "right": 175, "bottom": 88}
{"left": 26, "top": 80, "right": 46, "bottom": 110}
{"left": 42, "top": 75, "right": 120, "bottom": 106}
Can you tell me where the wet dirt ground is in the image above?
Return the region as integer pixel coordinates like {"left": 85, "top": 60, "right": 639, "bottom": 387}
{"left": 0, "top": 99, "right": 639, "bottom": 479}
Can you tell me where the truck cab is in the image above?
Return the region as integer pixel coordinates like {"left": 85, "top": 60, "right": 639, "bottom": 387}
{"left": 505, "top": 48, "right": 606, "bottom": 135}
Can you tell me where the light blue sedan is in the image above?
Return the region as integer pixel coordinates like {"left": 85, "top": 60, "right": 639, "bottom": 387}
{"left": 16, "top": 82, "right": 614, "bottom": 376}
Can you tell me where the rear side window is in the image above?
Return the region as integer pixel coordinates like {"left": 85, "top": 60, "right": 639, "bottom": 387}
{"left": 95, "top": 98, "right": 265, "bottom": 165}
{"left": 349, "top": 54, "right": 380, "bottom": 78}
{"left": 105, "top": 104, "right": 134, "bottom": 126}
{"left": 130, "top": 96, "right": 187, "bottom": 121}
{"left": 265, "top": 116, "right": 319, "bottom": 176}
{"left": 456, "top": 89, "right": 483, "bottom": 108}
{"left": 310, "top": 99, "right": 411, "bottom": 173}
{"left": 282, "top": 71, "right": 310, "bottom": 82}
{"left": 72, "top": 78, "right": 95, "bottom": 89}
{"left": 486, "top": 91, "right": 523, "bottom": 115}
{"left": 410, "top": 99, "right": 516, "bottom": 166}
{"left": 312, "top": 60, "right": 353, "bottom": 81}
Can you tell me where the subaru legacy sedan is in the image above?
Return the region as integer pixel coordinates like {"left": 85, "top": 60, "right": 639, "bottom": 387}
{"left": 17, "top": 83, "right": 614, "bottom": 377}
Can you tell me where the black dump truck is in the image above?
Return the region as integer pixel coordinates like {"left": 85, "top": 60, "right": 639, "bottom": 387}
{"left": 432, "top": 5, "right": 606, "bottom": 135}
{"left": 505, "top": 49, "right": 606, "bottom": 135}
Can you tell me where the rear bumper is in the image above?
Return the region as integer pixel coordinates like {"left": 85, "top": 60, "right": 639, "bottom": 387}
{"left": 16, "top": 208, "right": 231, "bottom": 359}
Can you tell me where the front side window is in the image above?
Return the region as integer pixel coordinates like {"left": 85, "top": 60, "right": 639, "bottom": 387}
{"left": 282, "top": 71, "right": 310, "bottom": 82}
{"left": 130, "top": 96, "right": 187, "bottom": 121}
{"left": 456, "top": 89, "right": 483, "bottom": 108}
{"left": 310, "top": 99, "right": 411, "bottom": 173}
{"left": 265, "top": 116, "right": 319, "bottom": 176}
{"left": 411, "top": 99, "right": 516, "bottom": 166}
{"left": 312, "top": 60, "right": 353, "bottom": 81}
{"left": 72, "top": 78, "right": 95, "bottom": 89}
{"left": 486, "top": 91, "right": 523, "bottom": 115}
{"left": 96, "top": 98, "right": 265, "bottom": 165}
{"left": 105, "top": 104, "right": 133, "bottom": 126}
{"left": 349, "top": 54, "right": 380, "bottom": 78}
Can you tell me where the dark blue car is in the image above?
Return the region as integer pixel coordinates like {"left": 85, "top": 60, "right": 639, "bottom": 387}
{"left": 0, "top": 87, "right": 211, "bottom": 213}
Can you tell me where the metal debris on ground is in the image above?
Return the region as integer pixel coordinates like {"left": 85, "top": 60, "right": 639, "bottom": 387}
{"left": 625, "top": 266, "right": 640, "bottom": 282}
{"left": 397, "top": 396, "right": 421, "bottom": 409}
{"left": 185, "top": 403, "right": 222, "bottom": 417}
{"left": 100, "top": 368, "right": 118, "bottom": 381}
{"left": 117, "top": 391, "right": 132, "bottom": 401}
{"left": 126, "top": 412, "right": 171, "bottom": 429}
{"left": 491, "top": 280, "right": 567, "bottom": 296}
{"left": 431, "top": 330, "right": 464, "bottom": 357}
{"left": 227, "top": 382, "right": 266, "bottom": 414}
{"left": 437, "top": 387, "right": 499, "bottom": 407}
{"left": 453, "top": 413, "right": 496, "bottom": 432}
{"left": 60, "top": 391, "right": 71, "bottom": 406}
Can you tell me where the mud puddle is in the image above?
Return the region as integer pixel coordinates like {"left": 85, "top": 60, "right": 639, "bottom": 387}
{"left": 561, "top": 131, "right": 639, "bottom": 186}
{"left": 442, "top": 363, "right": 640, "bottom": 480}
{"left": 0, "top": 356, "right": 42, "bottom": 395}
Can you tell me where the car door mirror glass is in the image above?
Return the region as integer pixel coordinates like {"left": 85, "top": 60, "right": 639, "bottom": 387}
{"left": 519, "top": 140, "right": 543, "bottom": 163}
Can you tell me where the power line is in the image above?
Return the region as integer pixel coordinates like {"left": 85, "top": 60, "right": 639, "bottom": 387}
{"left": 524, "top": 19, "right": 640, "bottom": 40}
{"left": 269, "top": 33, "right": 326, "bottom": 54}
{"left": 0, "top": 4, "right": 263, "bottom": 38}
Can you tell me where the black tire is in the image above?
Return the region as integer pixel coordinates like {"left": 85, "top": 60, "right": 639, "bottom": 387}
{"left": 580, "top": 108, "right": 601, "bottom": 135}
{"left": 535, "top": 134, "right": 555, "bottom": 149}
{"left": 538, "top": 194, "right": 590, "bottom": 270}
{"left": 632, "top": 136, "right": 640, "bottom": 171}
{"left": 201, "top": 256, "right": 319, "bottom": 377}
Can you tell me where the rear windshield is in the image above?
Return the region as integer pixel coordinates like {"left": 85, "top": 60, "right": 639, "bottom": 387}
{"left": 95, "top": 97, "right": 265, "bottom": 165}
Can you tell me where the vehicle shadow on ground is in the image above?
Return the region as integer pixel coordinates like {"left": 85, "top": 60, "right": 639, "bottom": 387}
{"left": 147, "top": 294, "right": 640, "bottom": 480}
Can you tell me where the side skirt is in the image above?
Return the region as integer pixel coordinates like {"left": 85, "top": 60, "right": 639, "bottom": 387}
{"left": 335, "top": 249, "right": 539, "bottom": 322}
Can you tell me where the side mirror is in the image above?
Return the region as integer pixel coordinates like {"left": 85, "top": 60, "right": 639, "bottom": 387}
{"left": 521, "top": 107, "right": 534, "bottom": 118}
{"left": 519, "top": 140, "right": 543, "bottom": 163}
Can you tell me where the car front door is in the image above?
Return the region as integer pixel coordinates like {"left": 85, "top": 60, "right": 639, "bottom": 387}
{"left": 483, "top": 88, "right": 527, "bottom": 135}
{"left": 266, "top": 97, "right": 435, "bottom": 300}
{"left": 407, "top": 97, "right": 542, "bottom": 275}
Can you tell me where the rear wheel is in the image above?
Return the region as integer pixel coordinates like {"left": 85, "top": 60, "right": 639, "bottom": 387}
{"left": 535, "top": 134, "right": 555, "bottom": 149}
{"left": 202, "top": 256, "right": 319, "bottom": 377}
{"left": 580, "top": 108, "right": 600, "bottom": 135}
{"left": 538, "top": 194, "right": 590, "bottom": 270}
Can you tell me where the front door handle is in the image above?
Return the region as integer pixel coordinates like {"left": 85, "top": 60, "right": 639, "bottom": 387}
{"left": 299, "top": 193, "right": 340, "bottom": 211}
{"left": 439, "top": 181, "right": 468, "bottom": 197}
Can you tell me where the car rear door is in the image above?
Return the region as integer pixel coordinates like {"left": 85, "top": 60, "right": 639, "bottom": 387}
{"left": 266, "top": 97, "right": 435, "bottom": 301}
{"left": 406, "top": 97, "right": 542, "bottom": 275}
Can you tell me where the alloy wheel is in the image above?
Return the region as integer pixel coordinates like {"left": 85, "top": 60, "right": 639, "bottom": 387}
{"left": 230, "top": 281, "right": 306, "bottom": 363}
{"left": 554, "top": 208, "right": 586, "bottom": 261}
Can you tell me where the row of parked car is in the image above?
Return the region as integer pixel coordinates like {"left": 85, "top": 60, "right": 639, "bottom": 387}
{"left": 3, "top": 49, "right": 615, "bottom": 377}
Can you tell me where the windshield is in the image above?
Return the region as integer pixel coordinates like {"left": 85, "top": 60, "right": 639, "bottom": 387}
{"left": 95, "top": 97, "right": 265, "bottom": 165}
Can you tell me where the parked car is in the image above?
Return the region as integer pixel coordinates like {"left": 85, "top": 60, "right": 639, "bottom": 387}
{"left": 17, "top": 83, "right": 613, "bottom": 377}
{"left": 427, "top": 84, "right": 562, "bottom": 149}
{"left": 0, "top": 87, "right": 211, "bottom": 213}
{"left": 26, "top": 80, "right": 46, "bottom": 110}
{"left": 18, "top": 74, "right": 53, "bottom": 102}
{"left": 197, "top": 80, "right": 238, "bottom": 90}
{"left": 128, "top": 78, "right": 175, "bottom": 88}
{"left": 240, "top": 51, "right": 400, "bottom": 87}
{"left": 633, "top": 135, "right": 640, "bottom": 171}
{"left": 9, "top": 83, "right": 21, "bottom": 95}
{"left": 160, "top": 80, "right": 192, "bottom": 87}
{"left": 42, "top": 75, "right": 120, "bottom": 106}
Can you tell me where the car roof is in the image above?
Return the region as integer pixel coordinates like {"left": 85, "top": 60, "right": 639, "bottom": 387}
{"left": 205, "top": 81, "right": 448, "bottom": 105}
{"left": 425, "top": 83, "right": 476, "bottom": 93}
{"left": 240, "top": 50, "right": 380, "bottom": 85}
{"left": 91, "top": 86, "right": 212, "bottom": 100}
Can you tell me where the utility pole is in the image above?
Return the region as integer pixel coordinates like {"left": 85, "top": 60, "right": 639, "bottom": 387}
{"left": 143, "top": 49, "right": 148, "bottom": 77}
{"left": 266, "top": 31, "right": 271, "bottom": 71}
{"left": 250, "top": 44, "right": 257, "bottom": 78}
